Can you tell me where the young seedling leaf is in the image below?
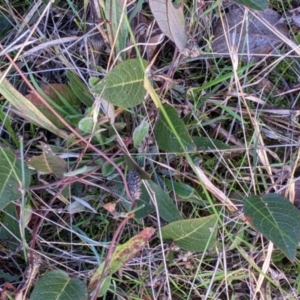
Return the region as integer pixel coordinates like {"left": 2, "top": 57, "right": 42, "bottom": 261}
{"left": 231, "top": 0, "right": 268, "bottom": 11}
{"left": 78, "top": 117, "right": 100, "bottom": 134}
{"left": 91, "top": 59, "right": 147, "bottom": 108}
{"left": 149, "top": 0, "right": 188, "bottom": 51}
{"left": 27, "top": 142, "right": 67, "bottom": 179}
{"left": 30, "top": 270, "right": 88, "bottom": 300}
{"left": 161, "top": 215, "right": 218, "bottom": 251}
{"left": 133, "top": 120, "right": 149, "bottom": 148}
{"left": 154, "top": 104, "right": 195, "bottom": 152}
{"left": 88, "top": 228, "right": 155, "bottom": 292}
{"left": 243, "top": 193, "right": 300, "bottom": 261}
{"left": 0, "top": 148, "right": 31, "bottom": 210}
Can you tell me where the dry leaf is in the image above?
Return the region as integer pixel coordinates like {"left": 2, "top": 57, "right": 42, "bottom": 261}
{"left": 212, "top": 8, "right": 289, "bottom": 61}
{"left": 27, "top": 142, "right": 67, "bottom": 178}
{"left": 149, "top": 0, "right": 187, "bottom": 51}
{"left": 103, "top": 203, "right": 116, "bottom": 215}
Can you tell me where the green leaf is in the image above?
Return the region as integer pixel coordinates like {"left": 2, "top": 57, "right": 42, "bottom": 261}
{"left": 126, "top": 180, "right": 182, "bottom": 220}
{"left": 231, "top": 0, "right": 268, "bottom": 11}
{"left": 243, "top": 193, "right": 300, "bottom": 261}
{"left": 154, "top": 104, "right": 195, "bottom": 152}
{"left": 192, "top": 137, "right": 231, "bottom": 151}
{"left": 91, "top": 59, "right": 147, "bottom": 108}
{"left": 210, "top": 101, "right": 244, "bottom": 123}
{"left": 0, "top": 148, "right": 31, "bottom": 210}
{"left": 98, "top": 276, "right": 112, "bottom": 298}
{"left": 89, "top": 77, "right": 100, "bottom": 87}
{"left": 30, "top": 270, "right": 88, "bottom": 300}
{"left": 0, "top": 107, "right": 19, "bottom": 147}
{"left": 133, "top": 120, "right": 149, "bottom": 148}
{"left": 133, "top": 184, "right": 155, "bottom": 218}
{"left": 105, "top": 0, "right": 128, "bottom": 59}
{"left": 164, "top": 179, "right": 194, "bottom": 199}
{"left": 66, "top": 71, "right": 94, "bottom": 107}
{"left": 148, "top": 181, "right": 182, "bottom": 223}
{"left": 0, "top": 270, "right": 19, "bottom": 282}
{"left": 0, "top": 14, "right": 13, "bottom": 37}
{"left": 102, "top": 157, "right": 124, "bottom": 177}
{"left": 0, "top": 203, "right": 21, "bottom": 248}
{"left": 121, "top": 180, "right": 154, "bottom": 219}
{"left": 161, "top": 215, "right": 218, "bottom": 251}
{"left": 123, "top": 154, "right": 151, "bottom": 180}
{"left": 78, "top": 117, "right": 100, "bottom": 133}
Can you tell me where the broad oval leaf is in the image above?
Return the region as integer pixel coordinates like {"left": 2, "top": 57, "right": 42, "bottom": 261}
{"left": 149, "top": 0, "right": 188, "bottom": 51}
{"left": 154, "top": 104, "right": 195, "bottom": 152}
{"left": 232, "top": 0, "right": 268, "bottom": 11}
{"left": 91, "top": 59, "right": 147, "bottom": 108}
{"left": 243, "top": 193, "right": 300, "bottom": 261}
{"left": 161, "top": 215, "right": 218, "bottom": 252}
{"left": 30, "top": 269, "right": 88, "bottom": 300}
{"left": 0, "top": 148, "right": 31, "bottom": 210}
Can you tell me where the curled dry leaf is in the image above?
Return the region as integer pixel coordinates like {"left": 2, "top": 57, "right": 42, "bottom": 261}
{"left": 212, "top": 8, "right": 289, "bottom": 61}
